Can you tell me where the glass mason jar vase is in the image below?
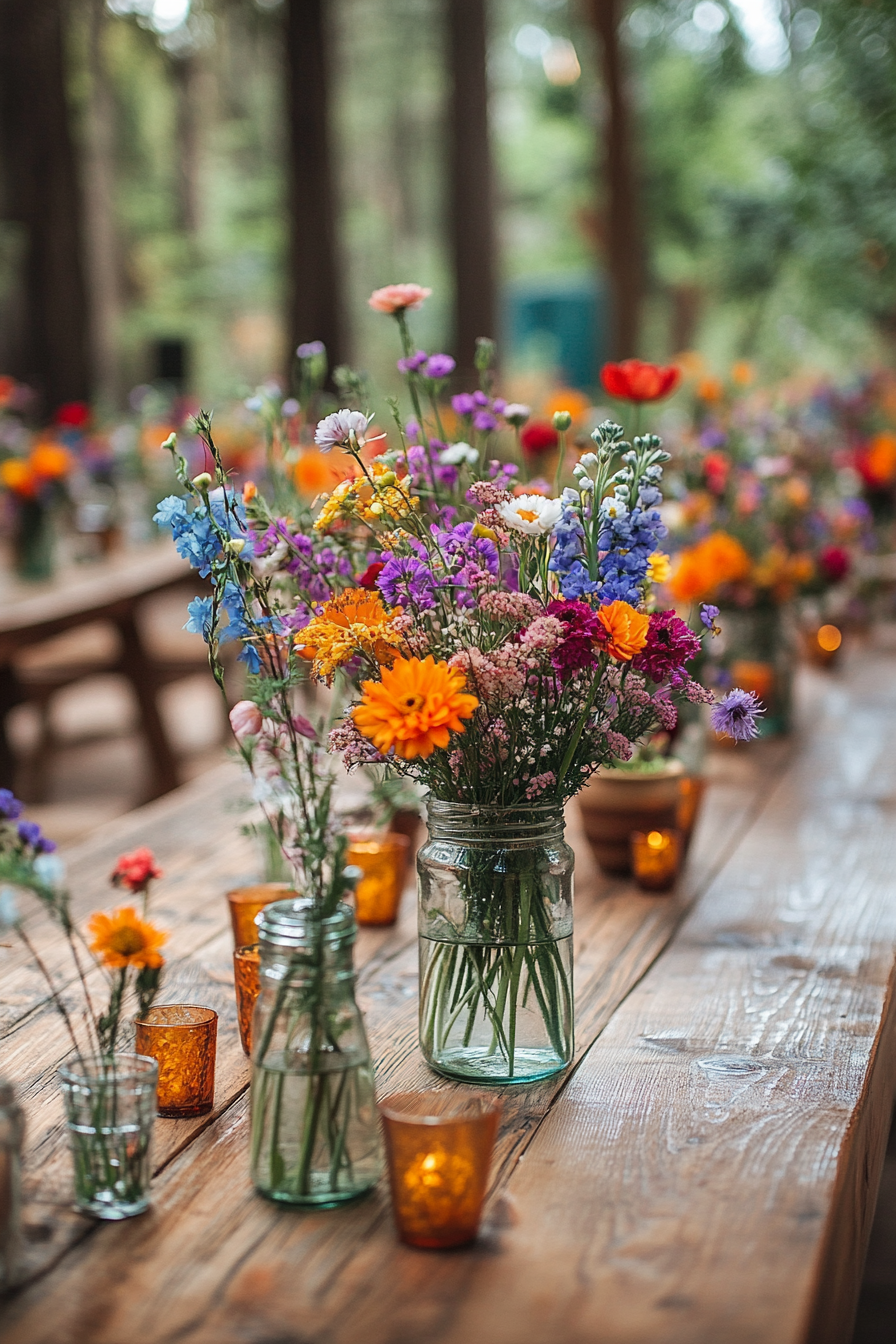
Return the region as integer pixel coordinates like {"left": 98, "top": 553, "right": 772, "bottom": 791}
{"left": 417, "top": 802, "right": 575, "bottom": 1085}
{"left": 249, "top": 898, "right": 381, "bottom": 1207}
{"left": 58, "top": 1054, "right": 158, "bottom": 1220}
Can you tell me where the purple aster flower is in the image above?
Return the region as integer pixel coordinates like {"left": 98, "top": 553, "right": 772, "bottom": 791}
{"left": 315, "top": 409, "right": 370, "bottom": 453}
{"left": 397, "top": 350, "right": 428, "bottom": 374}
{"left": 473, "top": 390, "right": 490, "bottom": 407}
{"left": 700, "top": 603, "right": 720, "bottom": 629}
{"left": 424, "top": 354, "right": 455, "bottom": 379}
{"left": 473, "top": 410, "right": 497, "bottom": 433}
{"left": 296, "top": 340, "right": 325, "bottom": 358}
{"left": 492, "top": 398, "right": 506, "bottom": 414}
{"left": 378, "top": 555, "right": 439, "bottom": 611}
{"left": 452, "top": 393, "right": 476, "bottom": 416}
{"left": 0, "top": 788, "right": 24, "bottom": 819}
{"left": 404, "top": 419, "right": 422, "bottom": 443}
{"left": 710, "top": 688, "right": 764, "bottom": 741}
{"left": 18, "top": 820, "right": 42, "bottom": 847}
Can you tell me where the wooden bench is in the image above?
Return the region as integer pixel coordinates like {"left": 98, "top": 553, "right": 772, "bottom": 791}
{"left": 1, "top": 650, "right": 894, "bottom": 1344}
{"left": 0, "top": 546, "right": 212, "bottom": 800}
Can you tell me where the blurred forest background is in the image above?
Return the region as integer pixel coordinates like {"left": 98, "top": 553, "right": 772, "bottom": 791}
{"left": 2, "top": 0, "right": 896, "bottom": 416}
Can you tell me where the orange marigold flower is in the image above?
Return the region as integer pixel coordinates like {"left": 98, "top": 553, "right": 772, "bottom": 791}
{"left": 242, "top": 480, "right": 257, "bottom": 503}
{"left": 29, "top": 443, "right": 72, "bottom": 479}
{"left": 353, "top": 655, "right": 479, "bottom": 761}
{"left": 669, "top": 531, "right": 752, "bottom": 603}
{"left": 295, "top": 588, "right": 404, "bottom": 682}
{"left": 594, "top": 601, "right": 650, "bottom": 661}
{"left": 88, "top": 906, "right": 167, "bottom": 970}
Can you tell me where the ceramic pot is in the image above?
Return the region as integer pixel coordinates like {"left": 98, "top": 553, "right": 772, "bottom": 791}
{"left": 577, "top": 760, "right": 684, "bottom": 876}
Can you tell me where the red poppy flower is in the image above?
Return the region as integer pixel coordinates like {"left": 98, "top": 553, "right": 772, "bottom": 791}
{"left": 358, "top": 561, "right": 386, "bottom": 590}
{"left": 54, "top": 401, "right": 90, "bottom": 429}
{"left": 519, "top": 421, "right": 559, "bottom": 457}
{"left": 600, "top": 360, "right": 680, "bottom": 403}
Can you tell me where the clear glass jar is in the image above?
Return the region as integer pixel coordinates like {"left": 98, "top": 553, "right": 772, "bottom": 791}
{"left": 249, "top": 898, "right": 382, "bottom": 1207}
{"left": 417, "top": 802, "right": 575, "bottom": 1085}
{"left": 57, "top": 1054, "right": 158, "bottom": 1220}
{"left": 0, "top": 1079, "right": 25, "bottom": 1289}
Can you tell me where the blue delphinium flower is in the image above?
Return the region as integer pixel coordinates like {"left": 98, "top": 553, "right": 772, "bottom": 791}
{"left": 710, "top": 689, "right": 764, "bottom": 741}
{"left": 0, "top": 788, "right": 24, "bottom": 820}
{"left": 184, "top": 596, "right": 215, "bottom": 642}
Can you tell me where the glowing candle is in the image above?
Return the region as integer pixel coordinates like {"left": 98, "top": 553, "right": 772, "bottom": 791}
{"left": 347, "top": 833, "right": 410, "bottom": 926}
{"left": 379, "top": 1091, "right": 501, "bottom": 1248}
{"left": 630, "top": 828, "right": 681, "bottom": 893}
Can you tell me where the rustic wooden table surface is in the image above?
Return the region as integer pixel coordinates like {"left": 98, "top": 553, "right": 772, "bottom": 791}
{"left": 2, "top": 652, "right": 895, "bottom": 1344}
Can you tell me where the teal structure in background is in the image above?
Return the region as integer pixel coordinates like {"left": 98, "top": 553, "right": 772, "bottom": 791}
{"left": 504, "top": 274, "right": 606, "bottom": 391}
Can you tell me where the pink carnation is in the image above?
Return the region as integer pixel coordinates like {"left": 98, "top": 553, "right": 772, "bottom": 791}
{"left": 229, "top": 700, "right": 262, "bottom": 743}
{"left": 368, "top": 283, "right": 432, "bottom": 314}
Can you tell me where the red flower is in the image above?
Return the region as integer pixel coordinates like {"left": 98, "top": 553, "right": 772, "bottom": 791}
{"left": 111, "top": 847, "right": 162, "bottom": 894}
{"left": 601, "top": 360, "right": 680, "bottom": 403}
{"left": 358, "top": 561, "right": 386, "bottom": 590}
{"left": 520, "top": 421, "right": 559, "bottom": 458}
{"left": 703, "top": 451, "right": 729, "bottom": 495}
{"left": 818, "top": 545, "right": 850, "bottom": 584}
{"left": 54, "top": 401, "right": 90, "bottom": 429}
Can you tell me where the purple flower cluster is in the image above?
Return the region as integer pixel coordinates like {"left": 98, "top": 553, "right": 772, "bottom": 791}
{"left": 451, "top": 389, "right": 507, "bottom": 434}
{"left": 397, "top": 351, "right": 456, "bottom": 380}
{"left": 255, "top": 520, "right": 353, "bottom": 603}
{"left": 0, "top": 789, "right": 56, "bottom": 853}
{"left": 378, "top": 555, "right": 439, "bottom": 611}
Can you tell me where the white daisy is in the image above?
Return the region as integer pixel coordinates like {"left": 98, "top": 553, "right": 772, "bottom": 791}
{"left": 497, "top": 494, "right": 564, "bottom": 536}
{"left": 439, "top": 441, "right": 479, "bottom": 466}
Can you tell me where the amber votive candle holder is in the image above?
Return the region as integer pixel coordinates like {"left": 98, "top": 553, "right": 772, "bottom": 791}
{"left": 630, "top": 828, "right": 681, "bottom": 893}
{"left": 226, "top": 882, "right": 295, "bottom": 949}
{"left": 677, "top": 776, "right": 707, "bottom": 854}
{"left": 347, "top": 832, "right": 410, "bottom": 926}
{"left": 379, "top": 1090, "right": 501, "bottom": 1249}
{"left": 134, "top": 1005, "right": 218, "bottom": 1118}
{"left": 233, "top": 943, "right": 261, "bottom": 1057}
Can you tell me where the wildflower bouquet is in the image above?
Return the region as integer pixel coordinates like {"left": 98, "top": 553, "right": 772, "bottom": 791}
{"left": 0, "top": 800, "right": 166, "bottom": 1217}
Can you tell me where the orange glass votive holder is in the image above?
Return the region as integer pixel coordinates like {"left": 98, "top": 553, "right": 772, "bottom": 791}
{"left": 347, "top": 833, "right": 410, "bottom": 926}
{"left": 233, "top": 943, "right": 260, "bottom": 1056}
{"left": 379, "top": 1091, "right": 501, "bottom": 1249}
{"left": 226, "top": 882, "right": 295, "bottom": 949}
{"left": 677, "top": 776, "right": 707, "bottom": 854}
{"left": 630, "top": 829, "right": 681, "bottom": 893}
{"left": 134, "top": 1005, "right": 218, "bottom": 1118}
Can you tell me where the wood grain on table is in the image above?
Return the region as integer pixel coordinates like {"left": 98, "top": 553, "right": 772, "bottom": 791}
{"left": 1, "top": 657, "right": 894, "bottom": 1344}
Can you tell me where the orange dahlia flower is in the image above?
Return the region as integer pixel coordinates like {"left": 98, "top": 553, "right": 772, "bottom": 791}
{"left": 88, "top": 907, "right": 167, "bottom": 970}
{"left": 353, "top": 655, "right": 479, "bottom": 760}
{"left": 595, "top": 601, "right": 650, "bottom": 661}
{"left": 295, "top": 588, "right": 404, "bottom": 682}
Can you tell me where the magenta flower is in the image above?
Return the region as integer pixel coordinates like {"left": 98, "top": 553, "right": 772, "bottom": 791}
{"left": 546, "top": 599, "right": 602, "bottom": 681}
{"left": 397, "top": 350, "right": 428, "bottom": 374}
{"left": 452, "top": 393, "right": 476, "bottom": 416}
{"left": 632, "top": 611, "right": 702, "bottom": 684}
{"left": 424, "top": 354, "right": 456, "bottom": 379}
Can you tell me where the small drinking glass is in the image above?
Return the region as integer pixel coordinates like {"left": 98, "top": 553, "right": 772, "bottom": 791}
{"left": 379, "top": 1090, "right": 501, "bottom": 1248}
{"left": 226, "top": 882, "right": 295, "bottom": 949}
{"left": 347, "top": 833, "right": 410, "bottom": 926}
{"left": 58, "top": 1054, "right": 158, "bottom": 1220}
{"left": 233, "top": 943, "right": 260, "bottom": 1056}
{"left": 630, "top": 828, "right": 681, "bottom": 892}
{"left": 135, "top": 1005, "right": 217, "bottom": 1118}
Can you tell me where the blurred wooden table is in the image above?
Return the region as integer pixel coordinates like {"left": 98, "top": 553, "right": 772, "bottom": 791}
{"left": 0, "top": 544, "right": 201, "bottom": 798}
{"left": 2, "top": 654, "right": 896, "bottom": 1344}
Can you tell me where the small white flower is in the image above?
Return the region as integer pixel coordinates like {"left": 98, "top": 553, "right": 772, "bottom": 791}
{"left": 439, "top": 441, "right": 479, "bottom": 466}
{"left": 503, "top": 403, "right": 531, "bottom": 427}
{"left": 315, "top": 409, "right": 371, "bottom": 453}
{"left": 497, "top": 494, "right": 564, "bottom": 536}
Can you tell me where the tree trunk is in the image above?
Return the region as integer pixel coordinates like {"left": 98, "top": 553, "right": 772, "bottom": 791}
{"left": 84, "top": 0, "right": 121, "bottom": 411}
{"left": 172, "top": 54, "right": 201, "bottom": 236}
{"left": 0, "top": 0, "right": 92, "bottom": 415}
{"left": 447, "top": 0, "right": 497, "bottom": 375}
{"left": 590, "top": 0, "right": 641, "bottom": 361}
{"left": 284, "top": 0, "right": 347, "bottom": 377}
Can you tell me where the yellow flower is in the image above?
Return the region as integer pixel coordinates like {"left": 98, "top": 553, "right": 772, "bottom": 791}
{"left": 88, "top": 907, "right": 167, "bottom": 970}
{"left": 313, "top": 460, "right": 417, "bottom": 531}
{"left": 353, "top": 655, "right": 479, "bottom": 760}
{"left": 646, "top": 551, "right": 671, "bottom": 584}
{"left": 294, "top": 589, "right": 404, "bottom": 682}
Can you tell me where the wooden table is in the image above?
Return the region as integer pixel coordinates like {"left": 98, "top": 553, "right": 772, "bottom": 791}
{"left": 0, "top": 545, "right": 203, "bottom": 798}
{"left": 2, "top": 651, "right": 896, "bottom": 1344}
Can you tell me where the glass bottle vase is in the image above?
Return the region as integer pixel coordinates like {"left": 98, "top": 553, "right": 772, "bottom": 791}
{"left": 417, "top": 801, "right": 575, "bottom": 1085}
{"left": 57, "top": 1054, "right": 158, "bottom": 1220}
{"left": 249, "top": 898, "right": 382, "bottom": 1207}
